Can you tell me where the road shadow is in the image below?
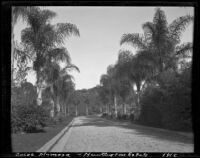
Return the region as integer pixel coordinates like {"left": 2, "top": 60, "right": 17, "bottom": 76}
{"left": 72, "top": 115, "right": 193, "bottom": 144}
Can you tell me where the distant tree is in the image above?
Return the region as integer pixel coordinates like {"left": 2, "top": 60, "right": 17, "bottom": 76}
{"left": 84, "top": 97, "right": 89, "bottom": 115}
{"left": 42, "top": 61, "right": 79, "bottom": 117}
{"left": 116, "top": 50, "right": 157, "bottom": 120}
{"left": 100, "top": 73, "right": 114, "bottom": 116}
{"left": 71, "top": 91, "right": 83, "bottom": 117}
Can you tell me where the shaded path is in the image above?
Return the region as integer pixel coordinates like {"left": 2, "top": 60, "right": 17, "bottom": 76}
{"left": 50, "top": 115, "right": 193, "bottom": 152}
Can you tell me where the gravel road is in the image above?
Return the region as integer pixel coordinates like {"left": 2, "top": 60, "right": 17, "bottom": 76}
{"left": 50, "top": 115, "right": 193, "bottom": 152}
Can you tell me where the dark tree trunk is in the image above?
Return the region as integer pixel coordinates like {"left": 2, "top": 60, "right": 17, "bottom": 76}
{"left": 75, "top": 105, "right": 78, "bottom": 117}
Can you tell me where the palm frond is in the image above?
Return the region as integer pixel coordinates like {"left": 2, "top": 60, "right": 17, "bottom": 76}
{"left": 21, "top": 27, "right": 35, "bottom": 46}
{"left": 136, "top": 50, "right": 158, "bottom": 67}
{"left": 142, "top": 22, "right": 155, "bottom": 40}
{"left": 26, "top": 8, "right": 43, "bottom": 33}
{"left": 40, "top": 9, "right": 56, "bottom": 23}
{"left": 176, "top": 42, "right": 193, "bottom": 57}
{"left": 22, "top": 24, "right": 56, "bottom": 52}
{"left": 14, "top": 47, "right": 34, "bottom": 61}
{"left": 153, "top": 8, "right": 167, "bottom": 25}
{"left": 12, "top": 7, "right": 35, "bottom": 24}
{"left": 118, "top": 50, "right": 133, "bottom": 64}
{"left": 48, "top": 47, "right": 71, "bottom": 64}
{"left": 120, "top": 33, "right": 147, "bottom": 50}
{"left": 44, "top": 62, "right": 60, "bottom": 84}
{"left": 152, "top": 8, "right": 168, "bottom": 45}
{"left": 62, "top": 73, "right": 75, "bottom": 82}
{"left": 38, "top": 24, "right": 56, "bottom": 49}
{"left": 61, "top": 64, "right": 80, "bottom": 74}
{"left": 169, "top": 15, "right": 193, "bottom": 43}
{"left": 55, "top": 23, "right": 80, "bottom": 45}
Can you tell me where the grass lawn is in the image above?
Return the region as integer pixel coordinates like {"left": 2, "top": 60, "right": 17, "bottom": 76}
{"left": 11, "top": 116, "right": 73, "bottom": 152}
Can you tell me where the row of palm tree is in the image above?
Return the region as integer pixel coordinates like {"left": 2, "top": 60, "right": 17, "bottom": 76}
{"left": 99, "top": 8, "right": 193, "bottom": 120}
{"left": 12, "top": 7, "right": 80, "bottom": 118}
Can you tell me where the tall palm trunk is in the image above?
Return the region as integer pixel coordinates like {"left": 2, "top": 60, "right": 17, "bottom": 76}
{"left": 114, "top": 95, "right": 118, "bottom": 118}
{"left": 86, "top": 104, "right": 88, "bottom": 116}
{"left": 124, "top": 104, "right": 127, "bottom": 115}
{"left": 109, "top": 104, "right": 111, "bottom": 116}
{"left": 61, "top": 102, "right": 64, "bottom": 115}
{"left": 36, "top": 85, "right": 43, "bottom": 106}
{"left": 134, "top": 82, "right": 141, "bottom": 120}
{"left": 36, "top": 70, "right": 43, "bottom": 106}
{"left": 56, "top": 97, "right": 61, "bottom": 113}
{"left": 106, "top": 104, "right": 108, "bottom": 114}
{"left": 64, "top": 105, "right": 66, "bottom": 116}
{"left": 50, "top": 98, "right": 55, "bottom": 118}
{"left": 49, "top": 85, "right": 56, "bottom": 117}
{"left": 123, "top": 103, "right": 126, "bottom": 115}
{"left": 75, "top": 105, "right": 78, "bottom": 117}
{"left": 67, "top": 105, "right": 70, "bottom": 116}
{"left": 100, "top": 106, "right": 103, "bottom": 113}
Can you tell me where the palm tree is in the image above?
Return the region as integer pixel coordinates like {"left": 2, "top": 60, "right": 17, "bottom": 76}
{"left": 106, "top": 65, "right": 121, "bottom": 118}
{"left": 55, "top": 73, "right": 76, "bottom": 116}
{"left": 84, "top": 97, "right": 89, "bottom": 116}
{"left": 98, "top": 80, "right": 110, "bottom": 115}
{"left": 65, "top": 88, "right": 75, "bottom": 116}
{"left": 100, "top": 65, "right": 124, "bottom": 118}
{"left": 59, "top": 77, "right": 75, "bottom": 116}
{"left": 100, "top": 73, "right": 114, "bottom": 116}
{"left": 20, "top": 8, "right": 80, "bottom": 106}
{"left": 120, "top": 8, "right": 193, "bottom": 78}
{"left": 41, "top": 56, "right": 79, "bottom": 117}
{"left": 118, "top": 78, "right": 132, "bottom": 116}
{"left": 72, "top": 91, "right": 82, "bottom": 117}
{"left": 116, "top": 50, "right": 157, "bottom": 120}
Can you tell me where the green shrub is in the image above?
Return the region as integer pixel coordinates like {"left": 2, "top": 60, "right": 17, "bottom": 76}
{"left": 11, "top": 102, "right": 49, "bottom": 133}
{"left": 136, "top": 104, "right": 163, "bottom": 127}
{"left": 54, "top": 113, "right": 65, "bottom": 123}
{"left": 121, "top": 114, "right": 129, "bottom": 120}
{"left": 11, "top": 82, "right": 51, "bottom": 133}
{"left": 136, "top": 66, "right": 192, "bottom": 132}
{"left": 130, "top": 113, "right": 135, "bottom": 122}
{"left": 101, "top": 112, "right": 108, "bottom": 117}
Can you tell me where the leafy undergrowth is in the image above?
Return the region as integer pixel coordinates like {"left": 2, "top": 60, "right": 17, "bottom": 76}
{"left": 11, "top": 116, "right": 73, "bottom": 152}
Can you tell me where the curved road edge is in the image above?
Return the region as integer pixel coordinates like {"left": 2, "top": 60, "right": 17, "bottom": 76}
{"left": 36, "top": 118, "right": 75, "bottom": 152}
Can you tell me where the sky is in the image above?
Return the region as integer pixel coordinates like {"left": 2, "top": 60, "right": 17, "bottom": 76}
{"left": 14, "top": 6, "right": 194, "bottom": 90}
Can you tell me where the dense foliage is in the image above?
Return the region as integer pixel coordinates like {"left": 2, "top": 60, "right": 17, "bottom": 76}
{"left": 11, "top": 102, "right": 49, "bottom": 133}
{"left": 11, "top": 82, "right": 50, "bottom": 133}
{"left": 138, "top": 65, "right": 192, "bottom": 131}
